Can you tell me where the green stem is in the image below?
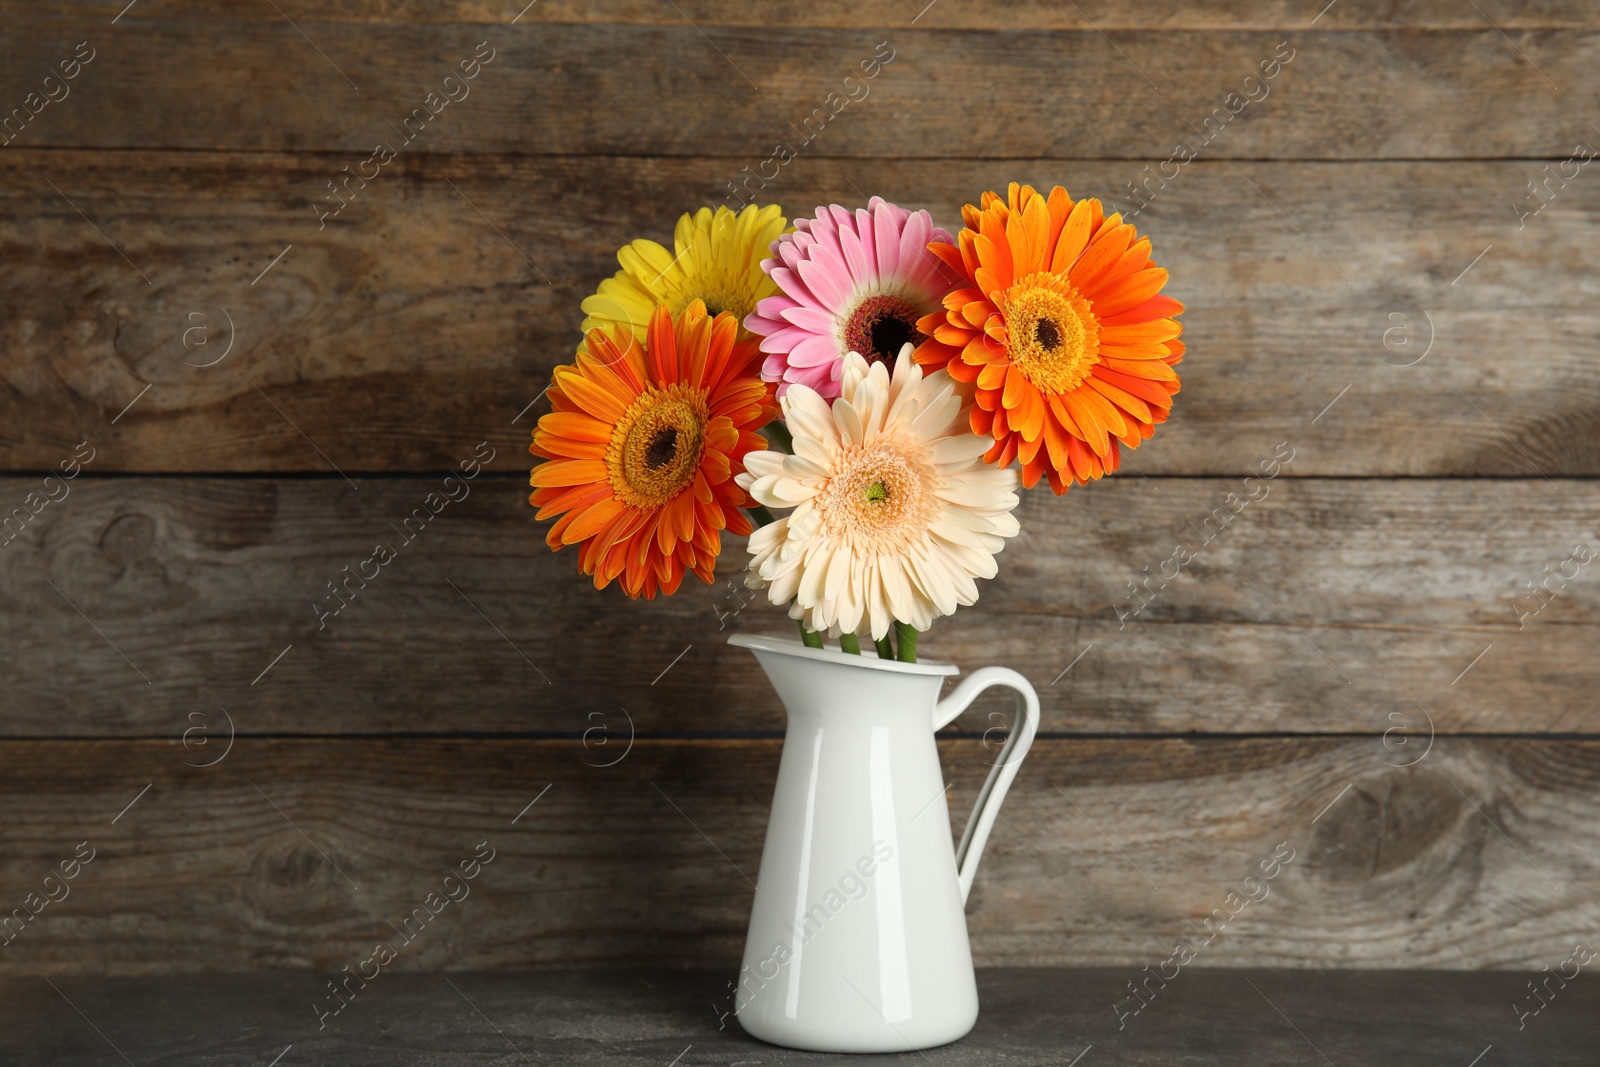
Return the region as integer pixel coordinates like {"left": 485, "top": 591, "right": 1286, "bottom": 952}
{"left": 798, "top": 619, "right": 823, "bottom": 648}
{"left": 894, "top": 621, "right": 919, "bottom": 663}
{"left": 839, "top": 633, "right": 861, "bottom": 655}
{"left": 746, "top": 504, "right": 777, "bottom": 528}
{"left": 760, "top": 420, "right": 793, "bottom": 454}
{"left": 874, "top": 634, "right": 893, "bottom": 660}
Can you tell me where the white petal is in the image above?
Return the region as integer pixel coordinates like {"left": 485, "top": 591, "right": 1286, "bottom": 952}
{"left": 743, "top": 450, "right": 787, "bottom": 479}
{"left": 934, "top": 480, "right": 1016, "bottom": 508}
{"left": 799, "top": 540, "right": 834, "bottom": 605}
{"left": 772, "top": 475, "right": 821, "bottom": 503}
{"left": 930, "top": 433, "right": 993, "bottom": 467}
{"left": 866, "top": 561, "right": 891, "bottom": 642}
{"left": 834, "top": 397, "right": 865, "bottom": 448}
{"left": 823, "top": 541, "right": 853, "bottom": 602}
{"left": 790, "top": 434, "right": 835, "bottom": 471}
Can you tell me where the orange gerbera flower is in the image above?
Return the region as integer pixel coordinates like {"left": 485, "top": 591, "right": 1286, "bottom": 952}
{"left": 530, "top": 301, "right": 777, "bottom": 598}
{"left": 915, "top": 183, "right": 1184, "bottom": 494}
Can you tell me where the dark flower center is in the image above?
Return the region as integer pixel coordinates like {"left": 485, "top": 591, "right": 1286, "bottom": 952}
{"left": 844, "top": 294, "right": 929, "bottom": 366}
{"left": 645, "top": 427, "right": 679, "bottom": 470}
{"left": 1034, "top": 318, "right": 1062, "bottom": 352}
{"left": 870, "top": 317, "right": 914, "bottom": 359}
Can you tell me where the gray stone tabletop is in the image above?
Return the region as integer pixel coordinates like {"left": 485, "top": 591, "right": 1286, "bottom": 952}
{"left": 3, "top": 968, "right": 1590, "bottom": 1065}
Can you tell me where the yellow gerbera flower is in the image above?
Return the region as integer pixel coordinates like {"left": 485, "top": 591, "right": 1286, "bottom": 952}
{"left": 579, "top": 204, "right": 788, "bottom": 345}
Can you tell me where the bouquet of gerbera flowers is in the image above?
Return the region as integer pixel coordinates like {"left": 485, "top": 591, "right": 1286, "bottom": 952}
{"left": 530, "top": 186, "right": 1183, "bottom": 661}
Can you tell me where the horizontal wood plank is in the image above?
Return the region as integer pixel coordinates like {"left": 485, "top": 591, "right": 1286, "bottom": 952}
{"left": 5, "top": 969, "right": 1596, "bottom": 1065}
{"left": 2, "top": 153, "right": 1597, "bottom": 475}
{"left": 0, "top": 737, "right": 1594, "bottom": 972}
{"left": 1, "top": 476, "right": 1595, "bottom": 738}
{"left": 11, "top": 1, "right": 1600, "bottom": 29}
{"left": 1, "top": 21, "right": 1597, "bottom": 158}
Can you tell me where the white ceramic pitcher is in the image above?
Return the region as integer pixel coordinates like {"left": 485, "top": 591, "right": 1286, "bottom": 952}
{"left": 727, "top": 632, "right": 1040, "bottom": 1053}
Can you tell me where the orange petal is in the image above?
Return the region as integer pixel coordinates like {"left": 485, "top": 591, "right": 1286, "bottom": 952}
{"left": 1017, "top": 386, "right": 1046, "bottom": 439}
{"left": 552, "top": 368, "right": 627, "bottom": 423}
{"left": 1101, "top": 318, "right": 1182, "bottom": 346}
{"left": 1063, "top": 390, "right": 1110, "bottom": 455}
{"left": 1075, "top": 383, "right": 1129, "bottom": 441}
{"left": 1093, "top": 268, "right": 1169, "bottom": 318}
{"left": 1094, "top": 366, "right": 1178, "bottom": 409}
{"left": 1002, "top": 363, "right": 1029, "bottom": 410}
{"left": 1096, "top": 238, "right": 1152, "bottom": 293}
{"left": 976, "top": 215, "right": 1013, "bottom": 288}
{"left": 1050, "top": 198, "right": 1096, "bottom": 272}
{"left": 1070, "top": 222, "right": 1133, "bottom": 294}
{"left": 1046, "top": 393, "right": 1085, "bottom": 440}
{"left": 530, "top": 458, "right": 608, "bottom": 488}
{"left": 561, "top": 496, "right": 627, "bottom": 544}
{"left": 1100, "top": 293, "right": 1184, "bottom": 326}
{"left": 646, "top": 304, "right": 678, "bottom": 384}
{"left": 1045, "top": 185, "right": 1073, "bottom": 247}
{"left": 1098, "top": 342, "right": 1174, "bottom": 361}
{"left": 1086, "top": 374, "right": 1153, "bottom": 425}
{"left": 1101, "top": 356, "right": 1178, "bottom": 383}
{"left": 536, "top": 435, "right": 608, "bottom": 460}
{"left": 928, "top": 240, "right": 969, "bottom": 279}
{"left": 538, "top": 412, "right": 612, "bottom": 443}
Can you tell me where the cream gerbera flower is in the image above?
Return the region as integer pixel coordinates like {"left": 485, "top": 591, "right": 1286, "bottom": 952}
{"left": 580, "top": 204, "right": 788, "bottom": 344}
{"left": 738, "top": 349, "right": 1021, "bottom": 640}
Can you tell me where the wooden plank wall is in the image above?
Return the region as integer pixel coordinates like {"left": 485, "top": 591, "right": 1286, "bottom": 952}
{"left": 1, "top": 1, "right": 1597, "bottom": 974}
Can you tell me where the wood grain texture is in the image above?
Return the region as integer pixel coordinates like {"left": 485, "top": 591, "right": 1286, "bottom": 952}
{"left": 6, "top": 970, "right": 1596, "bottom": 1066}
{"left": 2, "top": 19, "right": 1598, "bottom": 158}
{"left": 1, "top": 475, "right": 1595, "bottom": 738}
{"left": 13, "top": 0, "right": 1600, "bottom": 29}
{"left": 3, "top": 0, "right": 1592, "bottom": 982}
{"left": 3, "top": 152, "right": 1597, "bottom": 475}
{"left": 0, "top": 737, "right": 1594, "bottom": 973}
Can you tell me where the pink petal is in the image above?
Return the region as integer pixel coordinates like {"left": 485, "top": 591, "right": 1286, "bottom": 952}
{"left": 789, "top": 332, "right": 843, "bottom": 368}
{"left": 780, "top": 305, "right": 839, "bottom": 333}
{"left": 777, "top": 239, "right": 807, "bottom": 271}
{"left": 854, "top": 208, "right": 877, "bottom": 278}
{"left": 789, "top": 362, "right": 840, "bottom": 399}
{"left": 754, "top": 292, "right": 804, "bottom": 317}
{"left": 807, "top": 207, "right": 855, "bottom": 267}
{"left": 868, "top": 196, "right": 908, "bottom": 230}
{"left": 770, "top": 266, "right": 825, "bottom": 310}
{"left": 796, "top": 256, "right": 852, "bottom": 312}
{"left": 758, "top": 325, "right": 815, "bottom": 354}
{"left": 874, "top": 201, "right": 902, "bottom": 278}
{"left": 837, "top": 221, "right": 872, "bottom": 288}
{"left": 746, "top": 312, "right": 788, "bottom": 337}
{"left": 898, "top": 211, "right": 932, "bottom": 283}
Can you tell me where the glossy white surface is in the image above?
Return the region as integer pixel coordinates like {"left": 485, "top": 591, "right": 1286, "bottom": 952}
{"left": 728, "top": 633, "right": 1040, "bottom": 1053}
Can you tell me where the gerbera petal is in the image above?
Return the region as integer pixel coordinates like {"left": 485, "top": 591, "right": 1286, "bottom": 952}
{"left": 529, "top": 458, "right": 609, "bottom": 488}
{"left": 1050, "top": 197, "right": 1096, "bottom": 272}
{"left": 1093, "top": 268, "right": 1169, "bottom": 318}
{"left": 796, "top": 256, "right": 852, "bottom": 311}
{"left": 1099, "top": 293, "right": 1184, "bottom": 325}
{"left": 1070, "top": 220, "right": 1133, "bottom": 294}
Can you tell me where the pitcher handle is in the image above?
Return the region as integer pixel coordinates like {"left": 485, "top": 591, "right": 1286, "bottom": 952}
{"left": 933, "top": 666, "right": 1040, "bottom": 905}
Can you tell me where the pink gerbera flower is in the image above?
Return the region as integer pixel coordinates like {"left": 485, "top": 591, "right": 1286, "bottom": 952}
{"left": 745, "top": 197, "right": 957, "bottom": 399}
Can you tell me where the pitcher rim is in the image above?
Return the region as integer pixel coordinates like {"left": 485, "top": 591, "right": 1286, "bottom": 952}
{"left": 728, "top": 632, "right": 961, "bottom": 677}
